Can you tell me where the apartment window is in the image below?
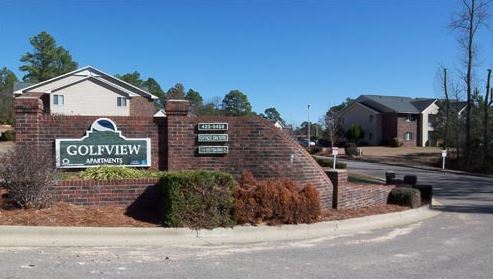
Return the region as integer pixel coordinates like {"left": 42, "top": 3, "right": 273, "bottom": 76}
{"left": 404, "top": 132, "right": 413, "bottom": 141}
{"left": 53, "top": 95, "right": 64, "bottom": 106}
{"left": 428, "top": 114, "right": 435, "bottom": 128}
{"left": 117, "top": 97, "right": 127, "bottom": 107}
{"left": 369, "top": 115, "right": 374, "bottom": 122}
{"left": 405, "top": 114, "right": 413, "bottom": 122}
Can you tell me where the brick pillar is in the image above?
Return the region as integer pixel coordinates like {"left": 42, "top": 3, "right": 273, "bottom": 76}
{"left": 165, "top": 100, "right": 191, "bottom": 171}
{"left": 325, "top": 169, "right": 348, "bottom": 209}
{"left": 14, "top": 97, "right": 44, "bottom": 148}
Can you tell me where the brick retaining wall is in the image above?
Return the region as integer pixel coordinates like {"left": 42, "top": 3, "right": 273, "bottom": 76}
{"left": 326, "top": 169, "right": 395, "bottom": 209}
{"left": 53, "top": 178, "right": 160, "bottom": 206}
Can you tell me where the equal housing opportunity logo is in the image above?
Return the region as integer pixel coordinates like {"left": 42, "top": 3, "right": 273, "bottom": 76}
{"left": 55, "top": 118, "right": 151, "bottom": 168}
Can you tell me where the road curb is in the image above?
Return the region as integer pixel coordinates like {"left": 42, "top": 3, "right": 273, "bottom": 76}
{"left": 0, "top": 204, "right": 441, "bottom": 247}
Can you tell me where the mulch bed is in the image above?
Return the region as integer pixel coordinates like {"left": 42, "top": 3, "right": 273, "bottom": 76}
{"left": 0, "top": 188, "right": 157, "bottom": 227}
{"left": 1, "top": 188, "right": 409, "bottom": 227}
{"left": 321, "top": 205, "right": 409, "bottom": 221}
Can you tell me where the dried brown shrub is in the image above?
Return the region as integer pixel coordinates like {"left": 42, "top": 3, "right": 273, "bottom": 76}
{"left": 234, "top": 171, "right": 321, "bottom": 225}
{"left": 0, "top": 146, "right": 58, "bottom": 209}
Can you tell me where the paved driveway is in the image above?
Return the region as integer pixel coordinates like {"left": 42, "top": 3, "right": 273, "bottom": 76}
{"left": 1, "top": 161, "right": 492, "bottom": 278}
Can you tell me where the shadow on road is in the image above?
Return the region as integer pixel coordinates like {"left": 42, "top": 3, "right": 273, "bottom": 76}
{"left": 433, "top": 204, "right": 493, "bottom": 214}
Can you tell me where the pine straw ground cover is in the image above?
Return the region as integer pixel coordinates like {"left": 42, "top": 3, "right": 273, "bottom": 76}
{"left": 0, "top": 188, "right": 409, "bottom": 227}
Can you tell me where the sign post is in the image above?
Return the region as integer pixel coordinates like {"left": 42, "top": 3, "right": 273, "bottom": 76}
{"left": 332, "top": 147, "right": 339, "bottom": 169}
{"left": 441, "top": 149, "right": 447, "bottom": 170}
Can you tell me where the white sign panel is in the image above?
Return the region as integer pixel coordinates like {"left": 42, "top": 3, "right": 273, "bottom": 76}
{"left": 442, "top": 150, "right": 447, "bottom": 158}
{"left": 198, "top": 146, "right": 229, "bottom": 154}
{"left": 198, "top": 123, "right": 228, "bottom": 131}
{"left": 197, "top": 134, "right": 228, "bottom": 142}
{"left": 332, "top": 147, "right": 339, "bottom": 156}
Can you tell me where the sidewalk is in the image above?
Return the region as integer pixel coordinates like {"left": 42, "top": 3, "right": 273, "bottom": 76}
{"left": 0, "top": 204, "right": 440, "bottom": 247}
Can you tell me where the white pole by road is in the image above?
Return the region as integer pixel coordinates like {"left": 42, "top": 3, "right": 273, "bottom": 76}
{"left": 332, "top": 147, "right": 338, "bottom": 170}
{"left": 442, "top": 150, "right": 447, "bottom": 170}
{"left": 307, "top": 104, "right": 311, "bottom": 150}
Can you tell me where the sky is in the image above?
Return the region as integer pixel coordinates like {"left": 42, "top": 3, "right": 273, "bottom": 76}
{"left": 1, "top": 0, "right": 493, "bottom": 126}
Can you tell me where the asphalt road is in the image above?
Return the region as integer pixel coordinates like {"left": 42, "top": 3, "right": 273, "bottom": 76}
{"left": 1, "top": 161, "right": 493, "bottom": 279}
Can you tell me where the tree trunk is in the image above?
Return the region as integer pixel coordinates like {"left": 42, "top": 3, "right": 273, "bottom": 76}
{"left": 483, "top": 69, "right": 491, "bottom": 165}
{"left": 464, "top": 0, "right": 476, "bottom": 166}
{"left": 443, "top": 68, "right": 450, "bottom": 149}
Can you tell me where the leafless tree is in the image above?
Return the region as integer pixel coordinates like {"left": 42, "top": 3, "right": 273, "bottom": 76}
{"left": 450, "top": 0, "right": 489, "bottom": 164}
{"left": 324, "top": 109, "right": 343, "bottom": 149}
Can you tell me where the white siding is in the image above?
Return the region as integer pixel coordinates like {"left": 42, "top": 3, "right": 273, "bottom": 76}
{"left": 420, "top": 102, "right": 439, "bottom": 146}
{"left": 26, "top": 75, "right": 86, "bottom": 93}
{"left": 50, "top": 79, "right": 130, "bottom": 116}
{"left": 341, "top": 103, "right": 381, "bottom": 145}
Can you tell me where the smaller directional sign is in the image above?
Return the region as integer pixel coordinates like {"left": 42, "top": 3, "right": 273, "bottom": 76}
{"left": 198, "top": 123, "right": 228, "bottom": 131}
{"left": 198, "top": 134, "right": 228, "bottom": 142}
{"left": 198, "top": 146, "right": 229, "bottom": 154}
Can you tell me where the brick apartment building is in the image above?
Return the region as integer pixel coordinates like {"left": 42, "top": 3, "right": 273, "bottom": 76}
{"left": 339, "top": 95, "right": 439, "bottom": 147}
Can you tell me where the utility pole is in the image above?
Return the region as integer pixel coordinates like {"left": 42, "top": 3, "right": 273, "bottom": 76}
{"left": 307, "top": 104, "right": 311, "bottom": 150}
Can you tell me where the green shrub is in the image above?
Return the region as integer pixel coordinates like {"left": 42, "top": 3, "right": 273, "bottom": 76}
{"left": 387, "top": 187, "right": 421, "bottom": 208}
{"left": 0, "top": 130, "right": 15, "bottom": 141}
{"left": 412, "top": 184, "right": 433, "bottom": 204}
{"left": 160, "top": 170, "right": 236, "bottom": 229}
{"left": 346, "top": 124, "right": 365, "bottom": 142}
{"left": 234, "top": 171, "right": 321, "bottom": 225}
{"left": 391, "top": 137, "right": 403, "bottom": 147}
{"left": 344, "top": 142, "right": 358, "bottom": 157}
{"left": 314, "top": 157, "right": 347, "bottom": 169}
{"left": 79, "top": 165, "right": 164, "bottom": 180}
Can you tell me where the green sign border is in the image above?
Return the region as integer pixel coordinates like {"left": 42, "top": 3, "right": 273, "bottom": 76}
{"left": 55, "top": 118, "right": 151, "bottom": 169}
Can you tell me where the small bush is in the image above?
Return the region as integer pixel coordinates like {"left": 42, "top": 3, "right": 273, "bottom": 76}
{"left": 391, "top": 137, "right": 403, "bottom": 147}
{"left": 79, "top": 165, "right": 164, "bottom": 180}
{"left": 387, "top": 188, "right": 421, "bottom": 208}
{"left": 0, "top": 146, "right": 58, "bottom": 208}
{"left": 413, "top": 184, "right": 433, "bottom": 204}
{"left": 308, "top": 146, "right": 322, "bottom": 154}
{"left": 346, "top": 124, "right": 365, "bottom": 142}
{"left": 344, "top": 142, "right": 358, "bottom": 157}
{"left": 0, "top": 130, "right": 15, "bottom": 141}
{"left": 314, "top": 157, "right": 347, "bottom": 169}
{"left": 160, "top": 170, "right": 236, "bottom": 229}
{"left": 234, "top": 171, "right": 321, "bottom": 225}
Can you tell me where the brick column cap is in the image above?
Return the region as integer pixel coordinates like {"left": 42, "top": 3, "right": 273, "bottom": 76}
{"left": 165, "top": 100, "right": 190, "bottom": 116}
{"left": 14, "top": 97, "right": 44, "bottom": 113}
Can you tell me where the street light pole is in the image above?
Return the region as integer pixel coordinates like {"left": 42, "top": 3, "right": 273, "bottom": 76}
{"left": 307, "top": 104, "right": 311, "bottom": 150}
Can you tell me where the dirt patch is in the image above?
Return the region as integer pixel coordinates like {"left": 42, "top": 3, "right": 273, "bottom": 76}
{"left": 0, "top": 142, "right": 14, "bottom": 154}
{"left": 344, "top": 146, "right": 442, "bottom": 168}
